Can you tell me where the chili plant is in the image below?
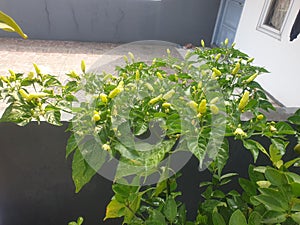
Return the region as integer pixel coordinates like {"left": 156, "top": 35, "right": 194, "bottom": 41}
{"left": 1, "top": 40, "right": 300, "bottom": 224}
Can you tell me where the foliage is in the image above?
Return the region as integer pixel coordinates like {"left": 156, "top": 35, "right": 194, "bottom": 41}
{"left": 0, "top": 10, "right": 27, "bottom": 39}
{"left": 1, "top": 39, "right": 300, "bottom": 224}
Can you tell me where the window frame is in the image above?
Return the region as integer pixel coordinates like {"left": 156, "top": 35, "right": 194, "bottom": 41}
{"left": 257, "top": 0, "right": 294, "bottom": 40}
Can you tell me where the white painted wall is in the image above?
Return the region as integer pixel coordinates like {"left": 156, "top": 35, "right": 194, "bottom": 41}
{"left": 235, "top": 0, "right": 300, "bottom": 107}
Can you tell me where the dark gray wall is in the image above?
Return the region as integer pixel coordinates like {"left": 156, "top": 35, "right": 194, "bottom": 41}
{"left": 1, "top": 122, "right": 297, "bottom": 225}
{"left": 0, "top": 0, "right": 220, "bottom": 45}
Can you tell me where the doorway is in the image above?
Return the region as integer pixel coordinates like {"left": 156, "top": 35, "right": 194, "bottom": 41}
{"left": 212, "top": 0, "right": 245, "bottom": 46}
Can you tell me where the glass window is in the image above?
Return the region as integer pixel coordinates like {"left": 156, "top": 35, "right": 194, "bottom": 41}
{"left": 257, "top": 0, "right": 293, "bottom": 40}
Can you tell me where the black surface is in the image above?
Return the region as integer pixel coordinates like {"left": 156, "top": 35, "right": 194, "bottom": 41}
{"left": 0, "top": 122, "right": 299, "bottom": 225}
{"left": 0, "top": 122, "right": 121, "bottom": 225}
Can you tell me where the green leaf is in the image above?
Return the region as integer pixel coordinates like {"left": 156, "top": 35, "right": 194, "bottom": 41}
{"left": 212, "top": 211, "right": 226, "bottom": 225}
{"left": 147, "top": 209, "right": 166, "bottom": 224}
{"left": 44, "top": 110, "right": 62, "bottom": 126}
{"left": 104, "top": 199, "right": 125, "bottom": 220}
{"left": 248, "top": 165, "right": 265, "bottom": 183}
{"left": 265, "top": 167, "right": 288, "bottom": 186}
{"left": 252, "top": 195, "right": 285, "bottom": 212}
{"left": 216, "top": 139, "right": 229, "bottom": 176}
{"left": 163, "top": 196, "right": 177, "bottom": 222}
{"left": 72, "top": 148, "right": 97, "bottom": 193}
{"left": 291, "top": 212, "right": 300, "bottom": 224}
{"left": 72, "top": 140, "right": 107, "bottom": 193}
{"left": 154, "top": 180, "right": 167, "bottom": 197}
{"left": 271, "top": 139, "right": 287, "bottom": 156}
{"left": 243, "top": 139, "right": 268, "bottom": 162}
{"left": 0, "top": 102, "right": 32, "bottom": 126}
{"left": 248, "top": 211, "right": 262, "bottom": 225}
{"left": 291, "top": 183, "right": 300, "bottom": 197}
{"left": 0, "top": 10, "right": 27, "bottom": 38}
{"left": 239, "top": 178, "right": 257, "bottom": 196}
{"left": 229, "top": 210, "right": 247, "bottom": 225}
{"left": 178, "top": 204, "right": 186, "bottom": 225}
{"left": 286, "top": 172, "right": 300, "bottom": 183}
{"left": 291, "top": 198, "right": 300, "bottom": 211}
{"left": 284, "top": 158, "right": 300, "bottom": 169}
{"left": 68, "top": 222, "right": 77, "bottom": 225}
{"left": 258, "top": 188, "right": 289, "bottom": 210}
{"left": 123, "top": 193, "right": 142, "bottom": 224}
{"left": 288, "top": 115, "right": 300, "bottom": 125}
{"left": 261, "top": 211, "right": 287, "bottom": 223}
{"left": 269, "top": 144, "right": 282, "bottom": 165}
{"left": 201, "top": 199, "right": 221, "bottom": 212}
{"left": 77, "top": 217, "right": 84, "bottom": 225}
{"left": 275, "top": 121, "right": 296, "bottom": 135}
{"left": 66, "top": 134, "right": 77, "bottom": 158}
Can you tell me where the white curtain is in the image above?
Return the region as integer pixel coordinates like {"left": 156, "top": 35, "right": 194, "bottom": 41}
{"left": 270, "top": 0, "right": 291, "bottom": 30}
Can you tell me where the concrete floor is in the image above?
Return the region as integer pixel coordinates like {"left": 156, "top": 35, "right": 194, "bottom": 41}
{"left": 0, "top": 37, "right": 119, "bottom": 76}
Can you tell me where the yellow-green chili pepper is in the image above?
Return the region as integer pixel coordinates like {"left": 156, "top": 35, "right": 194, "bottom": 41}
{"left": 215, "top": 53, "right": 221, "bottom": 61}
{"left": 99, "top": 93, "right": 108, "bottom": 103}
{"left": 108, "top": 87, "right": 122, "bottom": 99}
{"left": 187, "top": 101, "right": 198, "bottom": 112}
{"left": 224, "top": 38, "right": 229, "bottom": 46}
{"left": 210, "top": 97, "right": 219, "bottom": 104}
{"left": 210, "top": 104, "right": 219, "bottom": 114}
{"left": 128, "top": 52, "right": 135, "bottom": 62}
{"left": 135, "top": 70, "right": 140, "bottom": 81}
{"left": 256, "top": 114, "right": 264, "bottom": 120}
{"left": 149, "top": 94, "right": 162, "bottom": 105}
{"left": 201, "top": 40, "right": 205, "bottom": 48}
{"left": 145, "top": 83, "right": 154, "bottom": 92}
{"left": 245, "top": 72, "right": 258, "bottom": 83}
{"left": 0, "top": 76, "right": 9, "bottom": 83}
{"left": 212, "top": 67, "right": 222, "bottom": 76}
{"left": 238, "top": 90, "right": 249, "bottom": 111}
{"left": 247, "top": 57, "right": 254, "bottom": 63}
{"left": 81, "top": 60, "right": 86, "bottom": 73}
{"left": 294, "top": 143, "right": 300, "bottom": 154}
{"left": 162, "top": 102, "right": 171, "bottom": 108}
{"left": 33, "top": 63, "right": 41, "bottom": 75}
{"left": 198, "top": 99, "right": 207, "bottom": 114}
{"left": 231, "top": 62, "right": 240, "bottom": 75}
{"left": 163, "top": 89, "right": 175, "bottom": 100}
